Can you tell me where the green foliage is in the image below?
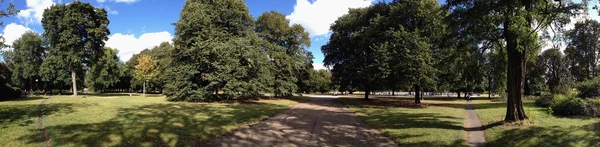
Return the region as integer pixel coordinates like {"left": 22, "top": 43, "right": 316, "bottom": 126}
{"left": 166, "top": 0, "right": 270, "bottom": 101}
{"left": 537, "top": 94, "right": 600, "bottom": 117}
{"left": 86, "top": 47, "right": 123, "bottom": 91}
{"left": 9, "top": 31, "right": 44, "bottom": 91}
{"left": 306, "top": 69, "right": 333, "bottom": 93}
{"left": 127, "top": 42, "right": 173, "bottom": 92}
{"left": 566, "top": 19, "right": 600, "bottom": 82}
{"left": 535, "top": 95, "right": 554, "bottom": 108}
{"left": 42, "top": 1, "right": 110, "bottom": 95}
{"left": 255, "top": 11, "right": 312, "bottom": 97}
{"left": 576, "top": 77, "right": 600, "bottom": 98}
{"left": 553, "top": 98, "right": 590, "bottom": 116}
{"left": 323, "top": 0, "right": 443, "bottom": 100}
{"left": 39, "top": 55, "right": 71, "bottom": 93}
{"left": 0, "top": 62, "right": 21, "bottom": 100}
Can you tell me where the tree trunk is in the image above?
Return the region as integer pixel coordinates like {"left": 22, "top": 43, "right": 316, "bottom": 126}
{"left": 504, "top": 18, "right": 528, "bottom": 122}
{"left": 143, "top": 81, "right": 146, "bottom": 97}
{"left": 457, "top": 91, "right": 461, "bottom": 99}
{"left": 29, "top": 78, "right": 33, "bottom": 95}
{"left": 364, "top": 89, "right": 370, "bottom": 100}
{"left": 71, "top": 71, "right": 77, "bottom": 96}
{"left": 392, "top": 90, "right": 395, "bottom": 96}
{"left": 414, "top": 85, "right": 421, "bottom": 104}
{"left": 489, "top": 76, "right": 492, "bottom": 99}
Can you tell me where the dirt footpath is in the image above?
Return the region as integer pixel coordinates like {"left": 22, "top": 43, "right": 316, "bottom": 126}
{"left": 202, "top": 96, "right": 397, "bottom": 147}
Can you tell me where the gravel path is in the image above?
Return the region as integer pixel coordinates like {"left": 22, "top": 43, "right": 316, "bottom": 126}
{"left": 203, "top": 96, "right": 397, "bottom": 147}
{"left": 465, "top": 101, "right": 486, "bottom": 147}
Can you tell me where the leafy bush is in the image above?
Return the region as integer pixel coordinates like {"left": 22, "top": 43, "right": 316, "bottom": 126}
{"left": 536, "top": 94, "right": 600, "bottom": 117}
{"left": 552, "top": 98, "right": 590, "bottom": 116}
{"left": 535, "top": 94, "right": 553, "bottom": 107}
{"left": 576, "top": 77, "right": 600, "bottom": 98}
{"left": 586, "top": 99, "right": 600, "bottom": 117}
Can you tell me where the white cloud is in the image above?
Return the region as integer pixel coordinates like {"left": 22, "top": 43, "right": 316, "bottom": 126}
{"left": 18, "top": 0, "right": 56, "bottom": 25}
{"left": 105, "top": 31, "right": 173, "bottom": 61}
{"left": 313, "top": 63, "right": 327, "bottom": 70}
{"left": 109, "top": 10, "right": 119, "bottom": 15}
{"left": 98, "top": 0, "right": 139, "bottom": 4}
{"left": 286, "top": 0, "right": 374, "bottom": 37}
{"left": 1, "top": 23, "right": 34, "bottom": 49}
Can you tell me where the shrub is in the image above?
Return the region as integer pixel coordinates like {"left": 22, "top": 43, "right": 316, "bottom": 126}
{"left": 586, "top": 99, "right": 600, "bottom": 117}
{"left": 576, "top": 77, "right": 600, "bottom": 98}
{"left": 535, "top": 94, "right": 553, "bottom": 107}
{"left": 552, "top": 98, "right": 591, "bottom": 116}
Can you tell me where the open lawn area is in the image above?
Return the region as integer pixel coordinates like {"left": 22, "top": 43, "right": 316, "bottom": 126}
{"left": 0, "top": 94, "right": 301, "bottom": 146}
{"left": 472, "top": 100, "right": 600, "bottom": 147}
{"left": 340, "top": 97, "right": 468, "bottom": 147}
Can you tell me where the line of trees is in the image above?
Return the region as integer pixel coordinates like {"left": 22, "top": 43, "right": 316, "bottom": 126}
{"left": 1, "top": 0, "right": 334, "bottom": 101}
{"left": 322, "top": 0, "right": 593, "bottom": 122}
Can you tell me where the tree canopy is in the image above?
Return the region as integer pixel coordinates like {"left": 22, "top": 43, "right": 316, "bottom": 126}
{"left": 42, "top": 1, "right": 110, "bottom": 96}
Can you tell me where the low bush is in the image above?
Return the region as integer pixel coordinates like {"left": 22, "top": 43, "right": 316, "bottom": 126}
{"left": 576, "top": 77, "right": 600, "bottom": 98}
{"left": 535, "top": 94, "right": 600, "bottom": 117}
{"left": 552, "top": 98, "right": 590, "bottom": 116}
{"left": 535, "top": 94, "right": 553, "bottom": 107}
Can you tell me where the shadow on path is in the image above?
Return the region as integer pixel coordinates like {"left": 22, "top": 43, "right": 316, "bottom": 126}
{"left": 203, "top": 97, "right": 397, "bottom": 147}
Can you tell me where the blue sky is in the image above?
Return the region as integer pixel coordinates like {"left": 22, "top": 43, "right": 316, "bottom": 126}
{"left": 2, "top": 0, "right": 423, "bottom": 69}
{"left": 2, "top": 0, "right": 533, "bottom": 70}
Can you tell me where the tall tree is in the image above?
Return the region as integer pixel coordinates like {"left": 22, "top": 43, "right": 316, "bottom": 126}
{"left": 448, "top": 0, "right": 585, "bottom": 122}
{"left": 86, "top": 47, "right": 122, "bottom": 92}
{"left": 42, "top": 1, "right": 110, "bottom": 96}
{"left": 322, "top": 3, "right": 390, "bottom": 100}
{"left": 134, "top": 55, "right": 157, "bottom": 97}
{"left": 10, "top": 31, "right": 44, "bottom": 94}
{"left": 565, "top": 19, "right": 600, "bottom": 82}
{"left": 166, "top": 0, "right": 270, "bottom": 101}
{"left": 539, "top": 48, "right": 571, "bottom": 94}
{"left": 255, "top": 11, "right": 312, "bottom": 97}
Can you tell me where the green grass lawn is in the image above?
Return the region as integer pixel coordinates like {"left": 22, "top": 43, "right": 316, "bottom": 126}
{"left": 0, "top": 94, "right": 300, "bottom": 147}
{"left": 340, "top": 97, "right": 468, "bottom": 147}
{"left": 472, "top": 100, "right": 600, "bottom": 147}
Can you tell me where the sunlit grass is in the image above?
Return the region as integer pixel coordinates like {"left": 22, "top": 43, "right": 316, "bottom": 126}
{"left": 0, "top": 94, "right": 299, "bottom": 146}
{"left": 473, "top": 100, "right": 600, "bottom": 147}
{"left": 340, "top": 97, "right": 467, "bottom": 147}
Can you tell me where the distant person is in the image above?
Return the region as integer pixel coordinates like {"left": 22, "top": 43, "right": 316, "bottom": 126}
{"left": 467, "top": 92, "right": 471, "bottom": 101}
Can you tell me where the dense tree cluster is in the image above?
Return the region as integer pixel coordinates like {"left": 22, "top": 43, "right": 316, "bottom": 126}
{"left": 163, "top": 0, "right": 315, "bottom": 101}
{"left": 323, "top": 0, "right": 593, "bottom": 121}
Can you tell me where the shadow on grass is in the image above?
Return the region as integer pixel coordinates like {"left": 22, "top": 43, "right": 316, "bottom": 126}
{"left": 0, "top": 97, "right": 47, "bottom": 102}
{"left": 16, "top": 102, "right": 290, "bottom": 146}
{"left": 486, "top": 122, "right": 600, "bottom": 147}
{"left": 0, "top": 103, "right": 75, "bottom": 128}
{"left": 342, "top": 98, "right": 467, "bottom": 146}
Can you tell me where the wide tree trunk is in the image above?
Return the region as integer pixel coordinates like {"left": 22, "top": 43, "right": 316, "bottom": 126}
{"left": 414, "top": 85, "right": 421, "bottom": 104}
{"left": 504, "top": 19, "right": 528, "bottom": 122}
{"left": 71, "top": 71, "right": 77, "bottom": 96}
